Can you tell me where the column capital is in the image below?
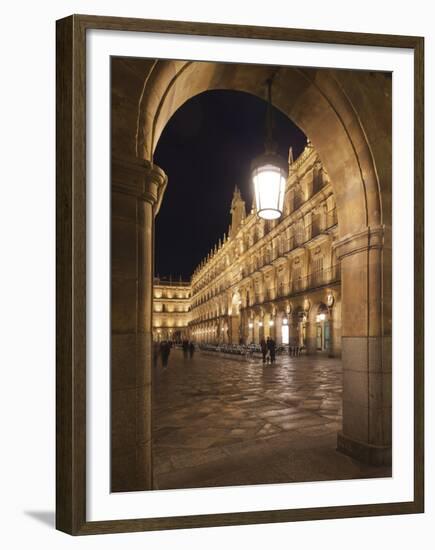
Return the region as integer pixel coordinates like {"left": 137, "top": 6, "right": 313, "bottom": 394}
{"left": 333, "top": 225, "right": 389, "bottom": 261}
{"left": 112, "top": 156, "right": 168, "bottom": 215}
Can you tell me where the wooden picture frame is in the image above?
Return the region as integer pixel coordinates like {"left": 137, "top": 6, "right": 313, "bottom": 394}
{"left": 56, "top": 14, "right": 424, "bottom": 535}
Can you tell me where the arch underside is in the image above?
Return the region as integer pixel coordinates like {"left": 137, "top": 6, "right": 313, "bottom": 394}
{"left": 135, "top": 59, "right": 391, "bottom": 238}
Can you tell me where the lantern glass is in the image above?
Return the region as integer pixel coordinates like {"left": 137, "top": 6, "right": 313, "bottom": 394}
{"left": 253, "top": 163, "right": 286, "bottom": 220}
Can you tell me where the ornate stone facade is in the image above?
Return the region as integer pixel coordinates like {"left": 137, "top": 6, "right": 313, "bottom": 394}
{"left": 153, "top": 279, "right": 191, "bottom": 341}
{"left": 188, "top": 143, "right": 342, "bottom": 356}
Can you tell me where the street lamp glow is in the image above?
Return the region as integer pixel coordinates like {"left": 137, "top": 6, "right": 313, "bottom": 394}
{"left": 252, "top": 78, "right": 289, "bottom": 221}
{"left": 316, "top": 313, "right": 326, "bottom": 322}
{"left": 252, "top": 156, "right": 287, "bottom": 220}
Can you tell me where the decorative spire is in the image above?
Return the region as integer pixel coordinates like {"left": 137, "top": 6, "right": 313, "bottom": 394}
{"left": 288, "top": 146, "right": 294, "bottom": 165}
{"left": 233, "top": 184, "right": 241, "bottom": 199}
{"left": 251, "top": 195, "right": 256, "bottom": 214}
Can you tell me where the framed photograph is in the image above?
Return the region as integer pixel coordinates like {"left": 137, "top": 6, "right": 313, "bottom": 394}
{"left": 56, "top": 14, "right": 424, "bottom": 535}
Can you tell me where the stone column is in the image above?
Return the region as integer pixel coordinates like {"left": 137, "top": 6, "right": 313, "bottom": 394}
{"left": 334, "top": 226, "right": 392, "bottom": 466}
{"left": 306, "top": 313, "right": 318, "bottom": 354}
{"left": 111, "top": 157, "right": 167, "bottom": 492}
{"left": 241, "top": 310, "right": 249, "bottom": 344}
{"left": 329, "top": 299, "right": 342, "bottom": 357}
{"left": 275, "top": 312, "right": 282, "bottom": 344}
{"left": 259, "top": 316, "right": 265, "bottom": 341}
{"left": 289, "top": 321, "right": 298, "bottom": 347}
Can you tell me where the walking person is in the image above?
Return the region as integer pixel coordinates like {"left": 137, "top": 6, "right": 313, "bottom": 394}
{"left": 189, "top": 341, "right": 195, "bottom": 359}
{"left": 182, "top": 339, "right": 189, "bottom": 359}
{"left": 268, "top": 337, "right": 276, "bottom": 364}
{"left": 160, "top": 340, "right": 171, "bottom": 368}
{"left": 265, "top": 337, "right": 271, "bottom": 364}
{"left": 260, "top": 338, "right": 267, "bottom": 364}
{"left": 153, "top": 341, "right": 160, "bottom": 368}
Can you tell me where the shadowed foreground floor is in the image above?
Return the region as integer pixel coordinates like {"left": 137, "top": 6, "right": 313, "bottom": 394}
{"left": 152, "top": 349, "right": 391, "bottom": 490}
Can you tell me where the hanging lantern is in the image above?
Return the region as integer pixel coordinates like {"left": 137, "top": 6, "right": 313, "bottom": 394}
{"left": 252, "top": 77, "right": 288, "bottom": 220}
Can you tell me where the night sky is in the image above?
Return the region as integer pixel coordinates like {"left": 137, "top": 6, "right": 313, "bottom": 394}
{"left": 154, "top": 90, "right": 307, "bottom": 281}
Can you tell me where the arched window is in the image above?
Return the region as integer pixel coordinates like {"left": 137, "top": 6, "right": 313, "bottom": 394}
{"left": 313, "top": 163, "right": 324, "bottom": 195}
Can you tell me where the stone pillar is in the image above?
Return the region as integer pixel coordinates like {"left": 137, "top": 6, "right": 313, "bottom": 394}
{"left": 275, "top": 313, "right": 282, "bottom": 344}
{"left": 269, "top": 309, "right": 277, "bottom": 340}
{"left": 288, "top": 312, "right": 298, "bottom": 347}
{"left": 241, "top": 311, "right": 249, "bottom": 344}
{"left": 258, "top": 319, "right": 264, "bottom": 341}
{"left": 306, "top": 314, "right": 318, "bottom": 354}
{"left": 334, "top": 226, "right": 391, "bottom": 466}
{"left": 111, "top": 157, "right": 167, "bottom": 492}
{"left": 229, "top": 315, "right": 240, "bottom": 344}
{"left": 329, "top": 299, "right": 342, "bottom": 357}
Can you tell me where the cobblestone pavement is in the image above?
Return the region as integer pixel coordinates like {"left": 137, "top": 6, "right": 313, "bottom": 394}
{"left": 152, "top": 349, "right": 391, "bottom": 490}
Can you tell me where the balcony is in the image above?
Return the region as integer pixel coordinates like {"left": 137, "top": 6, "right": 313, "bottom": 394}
{"left": 277, "top": 283, "right": 290, "bottom": 297}
{"left": 244, "top": 265, "right": 340, "bottom": 307}
{"left": 290, "top": 264, "right": 340, "bottom": 294}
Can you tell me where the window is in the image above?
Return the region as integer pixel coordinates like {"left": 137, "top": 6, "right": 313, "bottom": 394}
{"left": 313, "top": 164, "right": 323, "bottom": 195}
{"left": 293, "top": 267, "right": 302, "bottom": 291}
{"left": 295, "top": 222, "right": 304, "bottom": 245}
{"left": 312, "top": 213, "right": 321, "bottom": 237}
{"left": 312, "top": 256, "right": 324, "bottom": 286}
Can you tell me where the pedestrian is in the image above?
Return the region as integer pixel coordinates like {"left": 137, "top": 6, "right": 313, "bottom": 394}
{"left": 260, "top": 338, "right": 267, "bottom": 364}
{"left": 268, "top": 337, "right": 276, "bottom": 364}
{"left": 153, "top": 341, "right": 160, "bottom": 368}
{"left": 160, "top": 340, "right": 170, "bottom": 368}
{"left": 189, "top": 341, "right": 195, "bottom": 359}
{"left": 182, "top": 339, "right": 189, "bottom": 359}
{"left": 266, "top": 337, "right": 271, "bottom": 364}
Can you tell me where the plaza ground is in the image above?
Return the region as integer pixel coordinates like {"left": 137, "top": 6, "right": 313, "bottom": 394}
{"left": 152, "top": 349, "right": 391, "bottom": 490}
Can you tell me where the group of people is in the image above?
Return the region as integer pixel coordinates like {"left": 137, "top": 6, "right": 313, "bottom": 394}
{"left": 260, "top": 336, "right": 277, "bottom": 365}
{"left": 288, "top": 344, "right": 302, "bottom": 357}
{"left": 153, "top": 339, "right": 197, "bottom": 369}
{"left": 155, "top": 336, "right": 300, "bottom": 368}
{"left": 182, "top": 339, "right": 196, "bottom": 359}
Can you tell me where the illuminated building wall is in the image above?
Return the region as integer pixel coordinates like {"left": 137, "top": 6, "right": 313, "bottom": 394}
{"left": 188, "top": 143, "right": 342, "bottom": 356}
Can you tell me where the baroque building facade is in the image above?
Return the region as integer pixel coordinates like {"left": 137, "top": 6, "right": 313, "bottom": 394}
{"left": 153, "top": 142, "right": 342, "bottom": 357}
{"left": 152, "top": 279, "right": 191, "bottom": 341}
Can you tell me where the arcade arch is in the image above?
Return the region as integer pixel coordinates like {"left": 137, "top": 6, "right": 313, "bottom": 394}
{"left": 111, "top": 58, "right": 392, "bottom": 490}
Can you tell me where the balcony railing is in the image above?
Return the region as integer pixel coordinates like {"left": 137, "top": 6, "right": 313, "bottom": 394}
{"left": 154, "top": 305, "right": 190, "bottom": 313}
{"left": 244, "top": 265, "right": 340, "bottom": 308}
{"left": 154, "top": 277, "right": 190, "bottom": 287}
{"left": 190, "top": 210, "right": 339, "bottom": 308}
{"left": 239, "top": 209, "right": 338, "bottom": 278}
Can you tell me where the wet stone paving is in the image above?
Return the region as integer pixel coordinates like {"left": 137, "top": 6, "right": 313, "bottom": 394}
{"left": 152, "top": 349, "right": 391, "bottom": 490}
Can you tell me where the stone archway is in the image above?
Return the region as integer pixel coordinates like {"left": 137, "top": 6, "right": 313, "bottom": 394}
{"left": 111, "top": 58, "right": 392, "bottom": 491}
{"left": 309, "top": 302, "right": 331, "bottom": 355}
